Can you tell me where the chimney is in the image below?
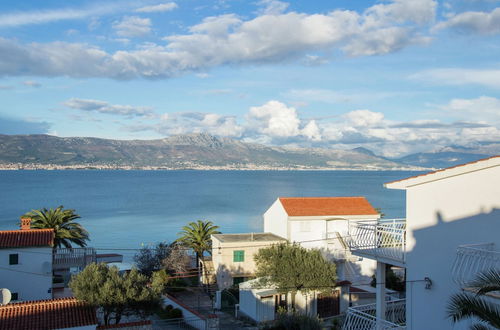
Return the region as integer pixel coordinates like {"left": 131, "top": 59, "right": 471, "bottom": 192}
{"left": 20, "top": 217, "right": 31, "bottom": 230}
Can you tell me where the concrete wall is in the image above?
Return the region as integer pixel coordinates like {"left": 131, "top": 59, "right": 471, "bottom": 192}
{"left": 404, "top": 164, "right": 500, "bottom": 330}
{"left": 163, "top": 295, "right": 207, "bottom": 330}
{"left": 0, "top": 247, "right": 52, "bottom": 301}
{"left": 263, "top": 199, "right": 288, "bottom": 239}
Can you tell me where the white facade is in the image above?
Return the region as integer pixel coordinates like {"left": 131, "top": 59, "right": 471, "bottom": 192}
{"left": 385, "top": 156, "right": 500, "bottom": 330}
{"left": 0, "top": 247, "right": 53, "bottom": 301}
{"left": 263, "top": 198, "right": 379, "bottom": 284}
{"left": 239, "top": 278, "right": 349, "bottom": 323}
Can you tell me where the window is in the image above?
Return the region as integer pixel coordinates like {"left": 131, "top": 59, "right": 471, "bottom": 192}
{"left": 11, "top": 292, "right": 18, "bottom": 301}
{"left": 9, "top": 254, "right": 18, "bottom": 265}
{"left": 233, "top": 250, "right": 244, "bottom": 262}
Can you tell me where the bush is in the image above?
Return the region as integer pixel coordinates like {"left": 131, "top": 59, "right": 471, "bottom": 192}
{"left": 168, "top": 308, "right": 183, "bottom": 319}
{"left": 261, "top": 310, "right": 322, "bottom": 330}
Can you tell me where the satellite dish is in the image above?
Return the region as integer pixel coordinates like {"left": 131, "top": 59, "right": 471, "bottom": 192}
{"left": 0, "top": 288, "right": 11, "bottom": 305}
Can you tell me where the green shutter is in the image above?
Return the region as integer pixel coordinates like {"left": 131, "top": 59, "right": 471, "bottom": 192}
{"left": 9, "top": 254, "right": 18, "bottom": 265}
{"left": 233, "top": 250, "right": 244, "bottom": 262}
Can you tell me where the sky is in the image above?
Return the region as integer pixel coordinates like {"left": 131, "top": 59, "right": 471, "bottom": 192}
{"left": 0, "top": 0, "right": 499, "bottom": 157}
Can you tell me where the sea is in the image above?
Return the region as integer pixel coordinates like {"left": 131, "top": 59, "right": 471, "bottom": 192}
{"left": 0, "top": 170, "right": 419, "bottom": 261}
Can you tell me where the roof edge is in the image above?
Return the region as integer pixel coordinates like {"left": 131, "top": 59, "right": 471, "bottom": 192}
{"left": 385, "top": 155, "right": 500, "bottom": 189}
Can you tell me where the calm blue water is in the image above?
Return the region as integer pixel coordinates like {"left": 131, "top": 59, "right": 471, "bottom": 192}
{"left": 0, "top": 170, "right": 416, "bottom": 260}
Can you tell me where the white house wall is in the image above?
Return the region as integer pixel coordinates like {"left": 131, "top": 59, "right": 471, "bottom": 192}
{"left": 404, "top": 164, "right": 500, "bottom": 330}
{"left": 0, "top": 247, "right": 53, "bottom": 301}
{"left": 263, "top": 200, "right": 288, "bottom": 239}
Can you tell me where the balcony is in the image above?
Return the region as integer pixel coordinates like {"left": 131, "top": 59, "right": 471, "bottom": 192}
{"left": 347, "top": 219, "right": 406, "bottom": 266}
{"left": 53, "top": 248, "right": 97, "bottom": 269}
{"left": 451, "top": 243, "right": 500, "bottom": 288}
{"left": 342, "top": 299, "right": 406, "bottom": 330}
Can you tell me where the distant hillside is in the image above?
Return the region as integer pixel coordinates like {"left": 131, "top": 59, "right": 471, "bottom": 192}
{"left": 0, "top": 134, "right": 422, "bottom": 170}
{"left": 393, "top": 151, "right": 492, "bottom": 169}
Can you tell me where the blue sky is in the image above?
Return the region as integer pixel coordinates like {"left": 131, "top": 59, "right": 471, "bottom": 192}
{"left": 0, "top": 0, "right": 499, "bottom": 156}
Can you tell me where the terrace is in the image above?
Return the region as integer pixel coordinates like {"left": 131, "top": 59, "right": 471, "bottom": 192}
{"left": 53, "top": 247, "right": 97, "bottom": 269}
{"left": 342, "top": 299, "right": 406, "bottom": 330}
{"left": 347, "top": 219, "right": 406, "bottom": 267}
{"left": 451, "top": 243, "right": 500, "bottom": 288}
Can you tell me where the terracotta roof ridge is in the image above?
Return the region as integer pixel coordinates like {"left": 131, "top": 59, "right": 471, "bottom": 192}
{"left": 386, "top": 155, "right": 500, "bottom": 185}
{"left": 3, "top": 297, "right": 80, "bottom": 307}
{"left": 279, "top": 196, "right": 366, "bottom": 199}
{"left": 0, "top": 228, "right": 54, "bottom": 233}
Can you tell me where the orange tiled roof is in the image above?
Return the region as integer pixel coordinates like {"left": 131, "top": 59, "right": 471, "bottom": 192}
{"left": 0, "top": 298, "right": 97, "bottom": 330}
{"left": 385, "top": 155, "right": 500, "bottom": 186}
{"left": 0, "top": 229, "right": 54, "bottom": 248}
{"left": 279, "top": 197, "right": 379, "bottom": 216}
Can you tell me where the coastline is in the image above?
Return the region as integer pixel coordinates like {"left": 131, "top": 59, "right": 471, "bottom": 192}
{"left": 0, "top": 162, "right": 429, "bottom": 171}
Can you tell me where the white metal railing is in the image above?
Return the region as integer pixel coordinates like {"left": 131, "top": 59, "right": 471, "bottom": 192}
{"left": 53, "top": 247, "right": 97, "bottom": 268}
{"left": 342, "top": 299, "right": 406, "bottom": 329}
{"left": 347, "top": 219, "right": 406, "bottom": 264}
{"left": 451, "top": 243, "right": 500, "bottom": 288}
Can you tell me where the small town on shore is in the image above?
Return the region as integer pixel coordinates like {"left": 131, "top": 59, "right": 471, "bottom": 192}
{"left": 1, "top": 155, "right": 499, "bottom": 330}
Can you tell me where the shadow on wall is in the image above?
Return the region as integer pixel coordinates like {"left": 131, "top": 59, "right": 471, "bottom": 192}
{"left": 408, "top": 208, "right": 500, "bottom": 330}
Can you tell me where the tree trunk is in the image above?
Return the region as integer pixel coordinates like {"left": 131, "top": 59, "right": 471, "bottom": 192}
{"left": 291, "top": 291, "right": 296, "bottom": 312}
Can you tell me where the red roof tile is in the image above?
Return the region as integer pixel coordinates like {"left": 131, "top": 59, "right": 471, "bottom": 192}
{"left": 279, "top": 197, "right": 379, "bottom": 216}
{"left": 385, "top": 155, "right": 500, "bottom": 186}
{"left": 0, "top": 298, "right": 97, "bottom": 330}
{"left": 0, "top": 229, "right": 54, "bottom": 248}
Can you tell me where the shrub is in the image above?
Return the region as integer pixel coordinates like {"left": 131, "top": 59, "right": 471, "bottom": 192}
{"left": 261, "top": 310, "right": 322, "bottom": 330}
{"left": 168, "top": 308, "right": 183, "bottom": 319}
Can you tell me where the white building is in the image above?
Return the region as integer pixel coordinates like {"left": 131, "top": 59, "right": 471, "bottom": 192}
{"left": 0, "top": 218, "right": 54, "bottom": 301}
{"left": 210, "top": 233, "right": 287, "bottom": 290}
{"left": 264, "top": 197, "right": 380, "bottom": 283}
{"left": 0, "top": 217, "right": 109, "bottom": 301}
{"left": 344, "top": 156, "right": 500, "bottom": 329}
{"left": 239, "top": 278, "right": 350, "bottom": 323}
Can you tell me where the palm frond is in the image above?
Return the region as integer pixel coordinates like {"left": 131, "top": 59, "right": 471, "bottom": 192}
{"left": 468, "top": 269, "right": 500, "bottom": 296}
{"left": 447, "top": 292, "right": 500, "bottom": 329}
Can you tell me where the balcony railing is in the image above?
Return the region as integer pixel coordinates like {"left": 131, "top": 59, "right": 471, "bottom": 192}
{"left": 342, "top": 299, "right": 406, "bottom": 329}
{"left": 53, "top": 248, "right": 97, "bottom": 269}
{"left": 451, "top": 243, "right": 500, "bottom": 288}
{"left": 347, "top": 219, "right": 406, "bottom": 265}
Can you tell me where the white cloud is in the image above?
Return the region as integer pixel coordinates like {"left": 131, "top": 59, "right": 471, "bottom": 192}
{"left": 256, "top": 0, "right": 289, "bottom": 15}
{"left": 22, "top": 80, "right": 41, "bottom": 87}
{"left": 0, "top": 0, "right": 438, "bottom": 79}
{"left": 0, "top": 3, "right": 123, "bottom": 27}
{"left": 114, "top": 97, "right": 500, "bottom": 156}
{"left": 411, "top": 68, "right": 500, "bottom": 89}
{"left": 434, "top": 7, "right": 500, "bottom": 34}
{"left": 135, "top": 2, "right": 178, "bottom": 13}
{"left": 343, "top": 109, "right": 385, "bottom": 127}
{"left": 63, "top": 98, "right": 155, "bottom": 117}
{"left": 247, "top": 100, "right": 302, "bottom": 138}
{"left": 113, "top": 16, "right": 152, "bottom": 38}
{"left": 440, "top": 96, "right": 500, "bottom": 123}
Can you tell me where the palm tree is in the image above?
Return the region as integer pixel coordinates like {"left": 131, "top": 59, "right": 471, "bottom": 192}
{"left": 176, "top": 220, "right": 220, "bottom": 263}
{"left": 447, "top": 269, "right": 500, "bottom": 330}
{"left": 22, "top": 206, "right": 89, "bottom": 248}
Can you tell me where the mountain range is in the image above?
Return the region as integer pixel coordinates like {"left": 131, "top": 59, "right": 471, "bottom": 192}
{"left": 0, "top": 134, "right": 496, "bottom": 170}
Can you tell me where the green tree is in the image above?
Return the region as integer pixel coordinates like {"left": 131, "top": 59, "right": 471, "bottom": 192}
{"left": 134, "top": 242, "right": 170, "bottom": 277}
{"left": 447, "top": 269, "right": 500, "bottom": 330}
{"left": 254, "top": 243, "right": 337, "bottom": 309}
{"left": 176, "top": 220, "right": 220, "bottom": 263}
{"left": 70, "top": 263, "right": 164, "bottom": 325}
{"left": 23, "top": 206, "right": 89, "bottom": 248}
